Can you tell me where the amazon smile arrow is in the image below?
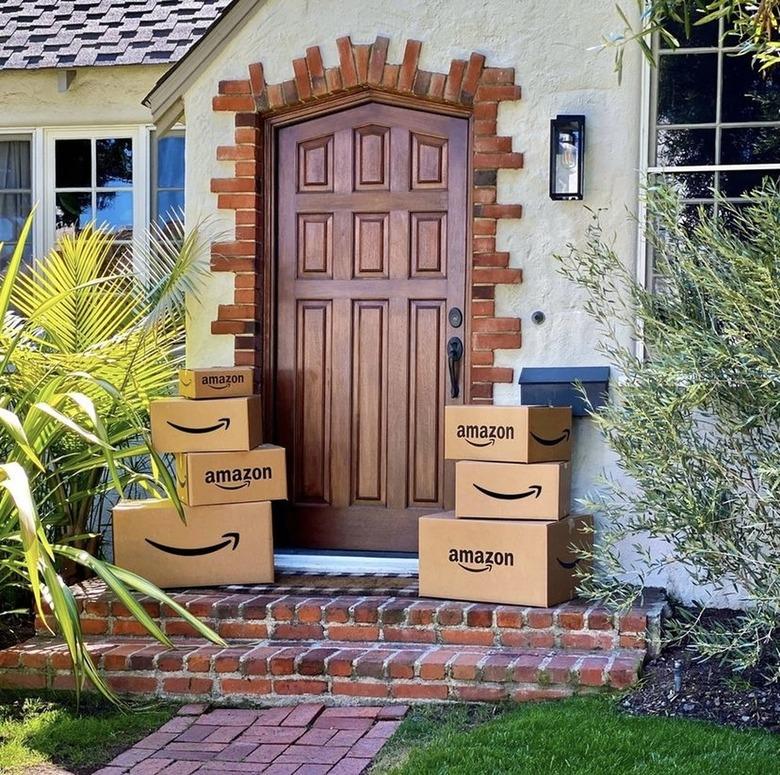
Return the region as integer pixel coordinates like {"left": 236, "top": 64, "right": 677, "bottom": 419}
{"left": 167, "top": 417, "right": 231, "bottom": 435}
{"left": 145, "top": 532, "right": 240, "bottom": 557}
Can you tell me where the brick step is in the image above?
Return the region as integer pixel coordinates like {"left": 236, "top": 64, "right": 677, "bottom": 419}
{"left": 52, "top": 580, "right": 664, "bottom": 654}
{"left": 0, "top": 635, "right": 645, "bottom": 704}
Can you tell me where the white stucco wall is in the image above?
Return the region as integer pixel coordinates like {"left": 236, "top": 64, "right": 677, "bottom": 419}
{"left": 177, "top": 0, "right": 723, "bottom": 604}
{"left": 0, "top": 64, "right": 166, "bottom": 127}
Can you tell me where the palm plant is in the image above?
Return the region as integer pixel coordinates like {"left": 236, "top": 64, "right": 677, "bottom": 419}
{"left": 0, "top": 213, "right": 225, "bottom": 703}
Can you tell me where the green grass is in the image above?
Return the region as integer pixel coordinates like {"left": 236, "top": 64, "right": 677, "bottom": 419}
{"left": 0, "top": 691, "right": 176, "bottom": 774}
{"left": 371, "top": 697, "right": 780, "bottom": 775}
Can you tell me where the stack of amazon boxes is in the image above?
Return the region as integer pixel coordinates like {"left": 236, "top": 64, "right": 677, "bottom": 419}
{"left": 111, "top": 367, "right": 287, "bottom": 588}
{"left": 419, "top": 405, "right": 592, "bottom": 607}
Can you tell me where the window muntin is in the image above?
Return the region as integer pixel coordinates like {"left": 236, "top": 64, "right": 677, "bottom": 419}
{"left": 0, "top": 135, "right": 32, "bottom": 269}
{"left": 54, "top": 136, "right": 134, "bottom": 243}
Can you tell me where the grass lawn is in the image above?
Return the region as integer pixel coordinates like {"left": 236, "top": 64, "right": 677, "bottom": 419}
{"left": 371, "top": 696, "right": 780, "bottom": 775}
{"left": 0, "top": 690, "right": 176, "bottom": 774}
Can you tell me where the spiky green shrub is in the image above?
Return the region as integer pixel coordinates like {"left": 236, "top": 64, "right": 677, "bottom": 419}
{"left": 556, "top": 182, "right": 780, "bottom": 678}
{"left": 0, "top": 215, "right": 224, "bottom": 703}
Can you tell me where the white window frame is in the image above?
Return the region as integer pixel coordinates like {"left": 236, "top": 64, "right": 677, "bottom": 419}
{"left": 43, "top": 125, "right": 152, "bottom": 278}
{"left": 149, "top": 126, "right": 186, "bottom": 227}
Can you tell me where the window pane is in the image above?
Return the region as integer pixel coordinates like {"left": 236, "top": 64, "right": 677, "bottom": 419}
{"left": 656, "top": 128, "right": 715, "bottom": 165}
{"left": 156, "top": 190, "right": 184, "bottom": 224}
{"left": 720, "top": 127, "right": 780, "bottom": 165}
{"left": 721, "top": 56, "right": 780, "bottom": 122}
{"left": 56, "top": 191, "right": 92, "bottom": 233}
{"left": 659, "top": 17, "right": 719, "bottom": 49}
{"left": 720, "top": 169, "right": 780, "bottom": 198}
{"left": 56, "top": 139, "right": 91, "bottom": 187}
{"left": 0, "top": 192, "right": 32, "bottom": 251}
{"left": 96, "top": 138, "right": 132, "bottom": 188}
{"left": 157, "top": 135, "right": 185, "bottom": 188}
{"left": 652, "top": 172, "right": 715, "bottom": 199}
{"left": 0, "top": 140, "right": 31, "bottom": 189}
{"left": 96, "top": 190, "right": 133, "bottom": 238}
{"left": 657, "top": 53, "right": 718, "bottom": 124}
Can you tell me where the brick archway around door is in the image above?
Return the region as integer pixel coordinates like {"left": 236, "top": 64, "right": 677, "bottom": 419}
{"left": 210, "top": 35, "right": 523, "bottom": 402}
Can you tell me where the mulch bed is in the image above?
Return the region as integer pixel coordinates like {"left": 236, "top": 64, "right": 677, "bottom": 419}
{"left": 621, "top": 610, "right": 780, "bottom": 733}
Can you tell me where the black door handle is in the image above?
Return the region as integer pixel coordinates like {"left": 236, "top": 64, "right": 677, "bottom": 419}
{"left": 447, "top": 336, "right": 463, "bottom": 398}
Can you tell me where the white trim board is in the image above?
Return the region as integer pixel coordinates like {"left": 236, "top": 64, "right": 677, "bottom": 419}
{"left": 274, "top": 552, "right": 419, "bottom": 575}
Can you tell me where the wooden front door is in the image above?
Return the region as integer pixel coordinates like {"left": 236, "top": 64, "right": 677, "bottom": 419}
{"left": 275, "top": 101, "right": 468, "bottom": 552}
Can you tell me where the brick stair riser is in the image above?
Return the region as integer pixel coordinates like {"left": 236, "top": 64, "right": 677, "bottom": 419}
{"left": 39, "top": 595, "right": 654, "bottom": 653}
{"left": 0, "top": 639, "right": 645, "bottom": 704}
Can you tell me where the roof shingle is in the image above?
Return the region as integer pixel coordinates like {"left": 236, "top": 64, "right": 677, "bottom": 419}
{"left": 0, "top": 0, "right": 233, "bottom": 71}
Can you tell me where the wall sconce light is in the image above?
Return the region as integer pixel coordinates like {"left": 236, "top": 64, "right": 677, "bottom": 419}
{"left": 549, "top": 114, "right": 585, "bottom": 200}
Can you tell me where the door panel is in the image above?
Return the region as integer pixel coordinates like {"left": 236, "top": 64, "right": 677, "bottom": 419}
{"left": 275, "top": 101, "right": 468, "bottom": 552}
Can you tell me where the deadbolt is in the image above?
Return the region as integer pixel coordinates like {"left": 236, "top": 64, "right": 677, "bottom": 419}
{"left": 448, "top": 307, "right": 463, "bottom": 328}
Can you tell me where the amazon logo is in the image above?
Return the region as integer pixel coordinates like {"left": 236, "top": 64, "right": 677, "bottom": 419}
{"left": 456, "top": 423, "right": 515, "bottom": 448}
{"left": 205, "top": 465, "right": 273, "bottom": 490}
{"left": 145, "top": 532, "right": 240, "bottom": 557}
{"left": 166, "top": 417, "right": 231, "bottom": 435}
{"left": 448, "top": 547, "right": 514, "bottom": 573}
{"left": 530, "top": 428, "right": 571, "bottom": 447}
{"left": 472, "top": 483, "right": 542, "bottom": 501}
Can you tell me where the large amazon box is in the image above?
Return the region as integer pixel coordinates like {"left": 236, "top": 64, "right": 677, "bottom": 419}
{"left": 455, "top": 461, "right": 571, "bottom": 520}
{"left": 176, "top": 445, "right": 288, "bottom": 506}
{"left": 444, "top": 405, "right": 572, "bottom": 463}
{"left": 112, "top": 499, "right": 274, "bottom": 588}
{"left": 179, "top": 366, "right": 254, "bottom": 399}
{"left": 418, "top": 512, "right": 591, "bottom": 607}
{"left": 150, "top": 395, "right": 262, "bottom": 453}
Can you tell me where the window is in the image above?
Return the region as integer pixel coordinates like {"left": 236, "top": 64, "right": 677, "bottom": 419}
{"left": 54, "top": 136, "right": 134, "bottom": 246}
{"left": 0, "top": 135, "right": 32, "bottom": 269}
{"left": 152, "top": 131, "right": 185, "bottom": 227}
{"left": 648, "top": 16, "right": 780, "bottom": 273}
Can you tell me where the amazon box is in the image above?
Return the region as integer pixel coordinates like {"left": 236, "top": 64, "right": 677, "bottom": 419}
{"left": 150, "top": 395, "right": 262, "bottom": 453}
{"left": 112, "top": 498, "right": 274, "bottom": 588}
{"left": 444, "top": 405, "right": 572, "bottom": 463}
{"left": 179, "top": 366, "right": 254, "bottom": 399}
{"left": 455, "top": 461, "right": 571, "bottom": 520}
{"left": 176, "top": 445, "right": 288, "bottom": 506}
{"left": 418, "top": 512, "right": 591, "bottom": 607}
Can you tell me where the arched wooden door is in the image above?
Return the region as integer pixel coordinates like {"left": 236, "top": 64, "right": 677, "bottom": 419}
{"left": 274, "top": 101, "right": 468, "bottom": 552}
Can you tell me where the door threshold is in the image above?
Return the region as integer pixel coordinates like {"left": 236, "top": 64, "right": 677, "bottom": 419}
{"left": 274, "top": 551, "right": 419, "bottom": 575}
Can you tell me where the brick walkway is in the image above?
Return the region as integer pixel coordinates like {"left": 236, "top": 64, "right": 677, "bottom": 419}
{"left": 94, "top": 703, "right": 407, "bottom": 774}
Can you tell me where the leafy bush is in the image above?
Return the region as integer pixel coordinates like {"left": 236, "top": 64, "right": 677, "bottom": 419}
{"left": 557, "top": 182, "right": 780, "bottom": 678}
{"left": 0, "top": 215, "right": 224, "bottom": 702}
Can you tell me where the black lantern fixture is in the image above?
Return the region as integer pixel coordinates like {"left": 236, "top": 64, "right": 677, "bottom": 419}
{"left": 549, "top": 115, "right": 585, "bottom": 200}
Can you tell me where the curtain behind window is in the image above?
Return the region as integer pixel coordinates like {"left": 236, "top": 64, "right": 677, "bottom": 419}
{"left": 0, "top": 139, "right": 32, "bottom": 269}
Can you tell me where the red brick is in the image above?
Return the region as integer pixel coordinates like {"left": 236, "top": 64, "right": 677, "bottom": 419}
{"left": 270, "top": 647, "right": 306, "bottom": 675}
{"left": 452, "top": 685, "right": 506, "bottom": 702}
{"left": 496, "top": 606, "right": 526, "bottom": 629}
{"left": 213, "top": 95, "right": 255, "bottom": 112}
{"left": 472, "top": 332, "right": 521, "bottom": 351}
{"left": 544, "top": 655, "right": 579, "bottom": 685}
{"left": 292, "top": 57, "right": 312, "bottom": 101}
{"left": 560, "top": 632, "right": 603, "bottom": 650}
{"left": 217, "top": 145, "right": 255, "bottom": 162}
{"left": 475, "top": 119, "right": 498, "bottom": 136}
{"left": 391, "top": 683, "right": 448, "bottom": 700}
{"left": 473, "top": 186, "right": 497, "bottom": 204}
{"left": 609, "top": 657, "right": 642, "bottom": 689}
{"left": 436, "top": 603, "right": 467, "bottom": 626}
{"left": 460, "top": 52, "right": 486, "bottom": 100}
{"left": 298, "top": 648, "right": 338, "bottom": 676}
{"left": 473, "top": 236, "right": 496, "bottom": 253}
{"left": 587, "top": 608, "right": 615, "bottom": 630}
{"left": 473, "top": 218, "right": 497, "bottom": 236}
{"left": 472, "top": 267, "right": 523, "bottom": 285}
{"left": 273, "top": 679, "right": 328, "bottom": 695}
{"left": 378, "top": 599, "right": 408, "bottom": 625}
{"left": 559, "top": 610, "right": 585, "bottom": 630}
{"left": 527, "top": 610, "right": 554, "bottom": 629}
{"left": 326, "top": 649, "right": 363, "bottom": 677}
{"left": 510, "top": 654, "right": 544, "bottom": 683}
{"left": 480, "top": 654, "right": 513, "bottom": 682}
{"left": 353, "top": 600, "right": 380, "bottom": 623}
{"left": 471, "top": 366, "right": 514, "bottom": 384}
{"left": 381, "top": 63, "right": 399, "bottom": 89}
{"left": 281, "top": 79, "right": 298, "bottom": 105}
{"left": 620, "top": 634, "right": 646, "bottom": 649}
{"left": 217, "top": 193, "right": 261, "bottom": 211}
{"left": 386, "top": 650, "right": 423, "bottom": 679}
{"left": 406, "top": 602, "right": 436, "bottom": 626}
{"left": 382, "top": 627, "right": 435, "bottom": 644}
{"left": 336, "top": 37, "right": 358, "bottom": 87}
{"left": 275, "top": 624, "right": 324, "bottom": 640}
{"left": 325, "top": 67, "right": 344, "bottom": 93}
{"left": 242, "top": 646, "right": 280, "bottom": 675}
{"left": 479, "top": 203, "right": 524, "bottom": 219}
{"left": 428, "top": 72, "right": 446, "bottom": 99}
{"left": 619, "top": 611, "right": 647, "bottom": 633}
{"left": 473, "top": 101, "right": 498, "bottom": 120}
{"left": 473, "top": 152, "right": 524, "bottom": 170}
{"left": 354, "top": 650, "right": 393, "bottom": 679}
{"left": 450, "top": 652, "right": 482, "bottom": 681}
{"left": 111, "top": 619, "right": 149, "bottom": 637}
{"left": 332, "top": 681, "right": 388, "bottom": 698}
{"left": 475, "top": 136, "right": 513, "bottom": 153}
{"left": 398, "top": 39, "right": 422, "bottom": 92}
{"left": 297, "top": 598, "right": 330, "bottom": 623}
{"left": 106, "top": 675, "right": 156, "bottom": 694}
{"left": 219, "top": 79, "right": 252, "bottom": 95}
{"left": 368, "top": 36, "right": 389, "bottom": 84}
{"left": 444, "top": 59, "right": 467, "bottom": 102}
{"left": 473, "top": 251, "right": 508, "bottom": 267}
{"left": 417, "top": 651, "right": 452, "bottom": 680}
{"left": 211, "top": 178, "right": 256, "bottom": 194}
{"left": 187, "top": 648, "right": 218, "bottom": 673}
{"left": 579, "top": 657, "right": 608, "bottom": 687}
{"left": 0, "top": 671, "right": 47, "bottom": 689}
{"left": 328, "top": 625, "right": 380, "bottom": 642}
{"left": 441, "top": 629, "right": 494, "bottom": 646}
{"left": 475, "top": 84, "right": 522, "bottom": 101}
{"left": 512, "top": 687, "right": 572, "bottom": 702}
{"left": 323, "top": 599, "right": 357, "bottom": 624}
{"left": 248, "top": 61, "right": 266, "bottom": 97}
{"left": 269, "top": 598, "right": 297, "bottom": 621}
{"left": 471, "top": 350, "right": 494, "bottom": 366}
{"left": 481, "top": 66, "right": 516, "bottom": 83}
{"left": 471, "top": 300, "right": 495, "bottom": 317}
{"left": 83, "top": 599, "right": 110, "bottom": 616}
{"left": 354, "top": 44, "right": 370, "bottom": 83}
{"left": 306, "top": 47, "right": 327, "bottom": 96}
{"left": 0, "top": 650, "right": 20, "bottom": 668}
{"left": 220, "top": 676, "right": 272, "bottom": 695}
{"left": 162, "top": 677, "right": 213, "bottom": 695}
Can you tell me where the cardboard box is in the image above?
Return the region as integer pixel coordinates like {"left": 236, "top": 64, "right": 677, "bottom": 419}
{"left": 179, "top": 366, "right": 254, "bottom": 399}
{"left": 176, "top": 445, "right": 288, "bottom": 506}
{"left": 444, "top": 405, "right": 572, "bottom": 463}
{"left": 150, "top": 395, "right": 263, "bottom": 453}
{"left": 455, "top": 461, "right": 571, "bottom": 520}
{"left": 418, "top": 512, "right": 592, "bottom": 607}
{"left": 112, "top": 498, "right": 274, "bottom": 588}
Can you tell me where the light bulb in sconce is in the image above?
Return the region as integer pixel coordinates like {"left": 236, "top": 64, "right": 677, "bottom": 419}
{"left": 550, "top": 115, "right": 585, "bottom": 201}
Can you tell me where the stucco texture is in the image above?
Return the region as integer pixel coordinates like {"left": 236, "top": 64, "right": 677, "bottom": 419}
{"left": 178, "top": 0, "right": 720, "bottom": 603}
{"left": 0, "top": 64, "right": 166, "bottom": 127}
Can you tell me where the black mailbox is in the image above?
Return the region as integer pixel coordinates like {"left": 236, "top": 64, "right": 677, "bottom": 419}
{"left": 517, "top": 366, "right": 610, "bottom": 417}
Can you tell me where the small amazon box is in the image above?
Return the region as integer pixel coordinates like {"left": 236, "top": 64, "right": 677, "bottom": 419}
{"left": 112, "top": 499, "right": 274, "bottom": 588}
{"left": 150, "top": 395, "right": 262, "bottom": 453}
{"left": 455, "top": 461, "right": 571, "bottom": 520}
{"left": 176, "top": 445, "right": 288, "bottom": 506}
{"left": 179, "top": 366, "right": 254, "bottom": 399}
{"left": 418, "top": 512, "right": 591, "bottom": 607}
{"left": 444, "top": 405, "right": 572, "bottom": 463}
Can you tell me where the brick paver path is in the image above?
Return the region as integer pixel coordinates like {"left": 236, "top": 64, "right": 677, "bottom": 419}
{"left": 94, "top": 703, "right": 407, "bottom": 774}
